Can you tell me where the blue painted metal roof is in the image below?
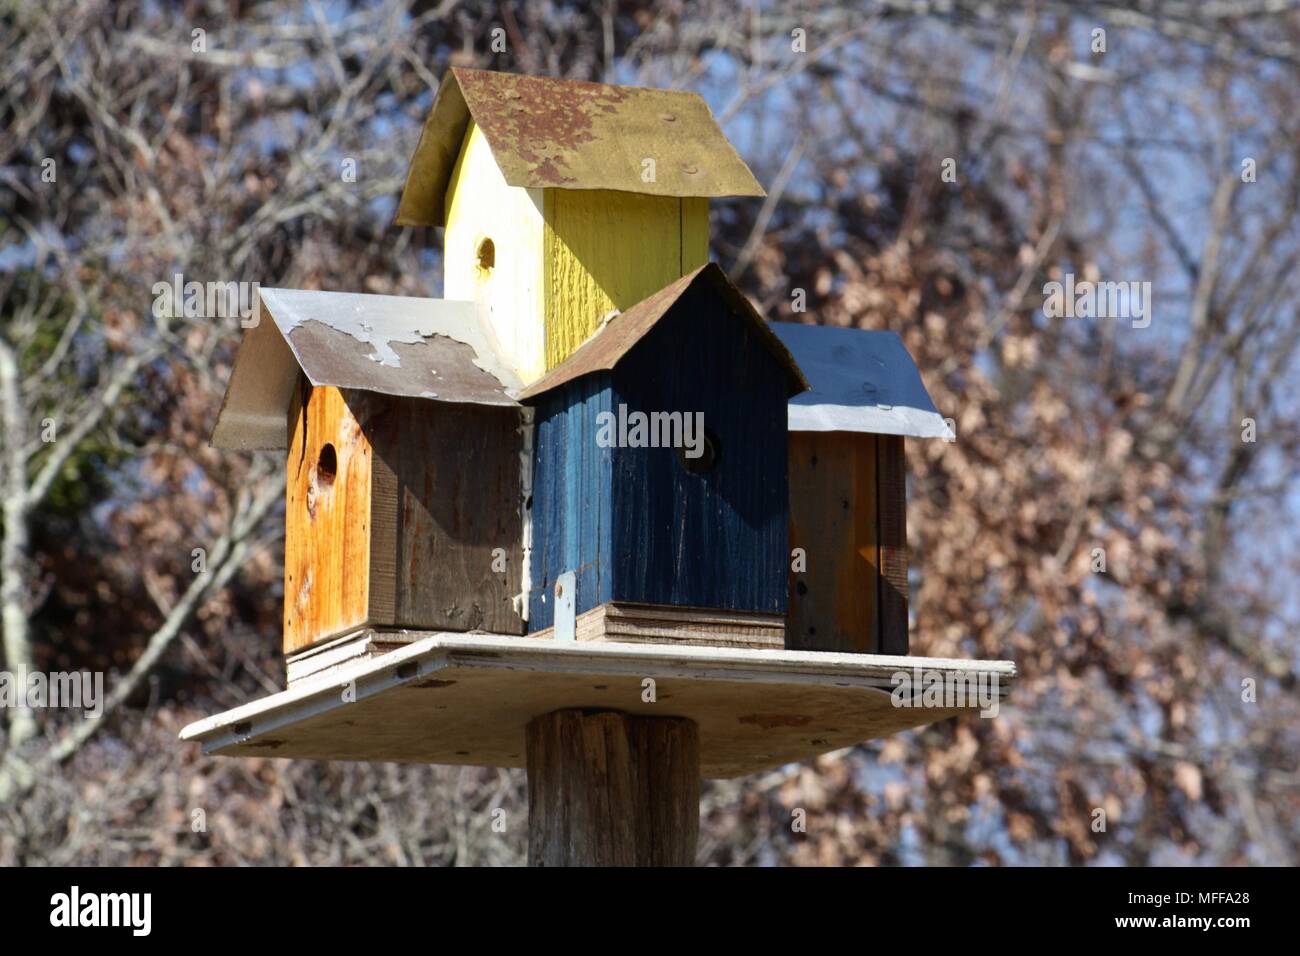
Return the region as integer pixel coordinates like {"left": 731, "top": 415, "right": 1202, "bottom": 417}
{"left": 768, "top": 323, "right": 953, "bottom": 439}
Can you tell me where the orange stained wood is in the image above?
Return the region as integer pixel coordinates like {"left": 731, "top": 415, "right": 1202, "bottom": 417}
{"left": 284, "top": 382, "right": 373, "bottom": 653}
{"left": 787, "top": 431, "right": 880, "bottom": 653}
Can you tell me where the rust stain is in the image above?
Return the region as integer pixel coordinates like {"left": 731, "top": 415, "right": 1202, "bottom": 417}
{"left": 411, "top": 678, "right": 457, "bottom": 689}
{"left": 456, "top": 69, "right": 632, "bottom": 186}
{"left": 739, "top": 714, "right": 815, "bottom": 730}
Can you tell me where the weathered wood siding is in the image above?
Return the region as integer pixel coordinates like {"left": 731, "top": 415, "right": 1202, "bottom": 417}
{"left": 786, "top": 433, "right": 910, "bottom": 655}
{"left": 875, "top": 434, "right": 909, "bottom": 654}
{"left": 527, "top": 374, "right": 615, "bottom": 630}
{"left": 362, "top": 393, "right": 525, "bottom": 636}
{"left": 285, "top": 382, "right": 525, "bottom": 653}
{"left": 786, "top": 431, "right": 879, "bottom": 652}
{"left": 610, "top": 285, "right": 790, "bottom": 614}
{"left": 543, "top": 191, "right": 709, "bottom": 370}
{"left": 527, "top": 286, "right": 790, "bottom": 630}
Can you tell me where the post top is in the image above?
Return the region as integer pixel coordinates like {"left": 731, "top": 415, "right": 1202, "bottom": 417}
{"left": 396, "top": 68, "right": 766, "bottom": 227}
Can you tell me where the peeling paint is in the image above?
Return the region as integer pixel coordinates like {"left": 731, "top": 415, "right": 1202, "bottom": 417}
{"left": 458, "top": 69, "right": 633, "bottom": 186}
{"left": 265, "top": 288, "right": 519, "bottom": 390}
{"left": 212, "top": 289, "right": 526, "bottom": 450}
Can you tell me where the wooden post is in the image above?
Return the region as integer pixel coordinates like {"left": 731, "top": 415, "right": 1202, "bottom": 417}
{"left": 525, "top": 709, "right": 700, "bottom": 866}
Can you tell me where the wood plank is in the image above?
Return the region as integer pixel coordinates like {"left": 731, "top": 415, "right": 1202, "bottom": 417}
{"left": 876, "top": 434, "right": 910, "bottom": 655}
{"left": 361, "top": 394, "right": 525, "bottom": 635}
{"left": 609, "top": 285, "right": 790, "bottom": 615}
{"left": 526, "top": 374, "right": 614, "bottom": 630}
{"left": 530, "top": 602, "right": 784, "bottom": 649}
{"left": 180, "top": 634, "right": 1016, "bottom": 779}
{"left": 680, "top": 197, "right": 710, "bottom": 271}
{"left": 526, "top": 710, "right": 699, "bottom": 866}
{"left": 787, "top": 432, "right": 880, "bottom": 653}
{"left": 283, "top": 383, "right": 373, "bottom": 653}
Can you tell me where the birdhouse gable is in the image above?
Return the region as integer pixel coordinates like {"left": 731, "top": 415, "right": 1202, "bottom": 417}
{"left": 212, "top": 288, "right": 522, "bottom": 450}
{"left": 396, "top": 68, "right": 765, "bottom": 227}
{"left": 768, "top": 323, "right": 953, "bottom": 439}
{"left": 517, "top": 263, "right": 808, "bottom": 401}
{"left": 521, "top": 264, "right": 805, "bottom": 640}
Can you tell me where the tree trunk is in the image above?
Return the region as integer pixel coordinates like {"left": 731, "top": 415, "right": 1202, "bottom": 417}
{"left": 525, "top": 709, "right": 699, "bottom": 866}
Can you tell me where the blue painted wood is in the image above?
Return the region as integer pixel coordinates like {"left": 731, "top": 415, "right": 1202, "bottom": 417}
{"left": 526, "top": 283, "right": 791, "bottom": 630}
{"left": 609, "top": 283, "right": 790, "bottom": 614}
{"left": 527, "top": 374, "right": 613, "bottom": 630}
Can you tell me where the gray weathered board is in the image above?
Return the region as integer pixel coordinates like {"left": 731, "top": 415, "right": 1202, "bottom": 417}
{"left": 180, "top": 635, "right": 1015, "bottom": 778}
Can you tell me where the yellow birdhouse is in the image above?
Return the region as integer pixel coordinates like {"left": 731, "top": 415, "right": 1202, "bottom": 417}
{"left": 395, "top": 68, "right": 765, "bottom": 383}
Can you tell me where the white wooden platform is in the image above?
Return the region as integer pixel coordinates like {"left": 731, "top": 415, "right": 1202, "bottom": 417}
{"left": 179, "top": 634, "right": 1015, "bottom": 779}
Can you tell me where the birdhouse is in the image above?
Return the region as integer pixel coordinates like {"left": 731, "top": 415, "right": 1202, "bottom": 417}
{"left": 186, "top": 70, "right": 1016, "bottom": 868}
{"left": 768, "top": 323, "right": 953, "bottom": 655}
{"left": 395, "top": 68, "right": 765, "bottom": 383}
{"left": 212, "top": 288, "right": 528, "bottom": 664}
{"left": 517, "top": 263, "right": 807, "bottom": 647}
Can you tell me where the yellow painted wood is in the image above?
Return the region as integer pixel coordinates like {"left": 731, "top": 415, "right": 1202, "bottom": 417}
{"left": 444, "top": 124, "right": 712, "bottom": 381}
{"left": 443, "top": 120, "right": 548, "bottom": 382}
{"left": 681, "top": 197, "right": 710, "bottom": 267}
{"left": 542, "top": 190, "right": 709, "bottom": 369}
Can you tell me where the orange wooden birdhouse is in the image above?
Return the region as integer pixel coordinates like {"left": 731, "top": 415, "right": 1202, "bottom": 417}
{"left": 212, "top": 289, "right": 528, "bottom": 672}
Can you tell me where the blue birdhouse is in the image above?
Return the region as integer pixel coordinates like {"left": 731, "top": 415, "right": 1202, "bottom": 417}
{"left": 518, "top": 263, "right": 808, "bottom": 648}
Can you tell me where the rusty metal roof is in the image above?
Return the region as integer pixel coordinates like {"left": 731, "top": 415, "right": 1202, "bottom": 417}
{"left": 212, "top": 289, "right": 522, "bottom": 451}
{"left": 396, "top": 68, "right": 765, "bottom": 227}
{"left": 517, "top": 263, "right": 807, "bottom": 401}
{"left": 768, "top": 323, "right": 954, "bottom": 439}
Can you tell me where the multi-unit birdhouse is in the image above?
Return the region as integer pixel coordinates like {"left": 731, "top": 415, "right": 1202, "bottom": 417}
{"left": 189, "top": 68, "right": 1013, "bottom": 855}
{"left": 209, "top": 66, "right": 961, "bottom": 671}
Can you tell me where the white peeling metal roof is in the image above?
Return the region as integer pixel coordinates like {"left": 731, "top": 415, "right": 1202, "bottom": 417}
{"left": 212, "top": 289, "right": 522, "bottom": 451}
{"left": 768, "top": 323, "right": 953, "bottom": 439}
